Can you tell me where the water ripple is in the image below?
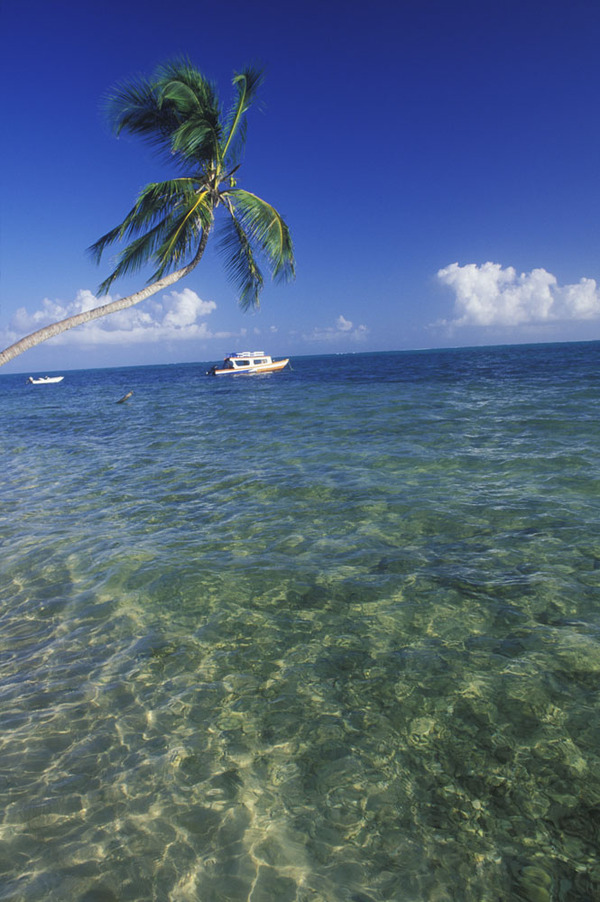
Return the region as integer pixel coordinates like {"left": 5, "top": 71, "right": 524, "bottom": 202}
{"left": 1, "top": 345, "right": 599, "bottom": 900}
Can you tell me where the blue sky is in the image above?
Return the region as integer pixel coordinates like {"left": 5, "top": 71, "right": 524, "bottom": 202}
{"left": 1, "top": 0, "right": 600, "bottom": 372}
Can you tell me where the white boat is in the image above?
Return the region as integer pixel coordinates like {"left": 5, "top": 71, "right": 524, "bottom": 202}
{"left": 28, "top": 376, "right": 64, "bottom": 384}
{"left": 208, "top": 351, "right": 290, "bottom": 376}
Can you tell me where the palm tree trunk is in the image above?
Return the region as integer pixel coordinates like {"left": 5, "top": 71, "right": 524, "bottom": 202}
{"left": 0, "top": 227, "right": 212, "bottom": 369}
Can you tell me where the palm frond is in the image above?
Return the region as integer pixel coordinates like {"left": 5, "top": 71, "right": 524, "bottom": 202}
{"left": 97, "top": 204, "right": 207, "bottom": 295}
{"left": 89, "top": 178, "right": 202, "bottom": 263}
{"left": 157, "top": 59, "right": 222, "bottom": 163}
{"left": 226, "top": 189, "right": 295, "bottom": 282}
{"left": 92, "top": 184, "right": 213, "bottom": 293}
{"left": 105, "top": 79, "right": 177, "bottom": 156}
{"left": 151, "top": 220, "right": 201, "bottom": 281}
{"left": 105, "top": 58, "right": 222, "bottom": 167}
{"left": 127, "top": 178, "right": 203, "bottom": 227}
{"left": 96, "top": 220, "right": 171, "bottom": 294}
{"left": 217, "top": 205, "right": 264, "bottom": 310}
{"left": 169, "top": 115, "right": 220, "bottom": 161}
{"left": 151, "top": 190, "right": 213, "bottom": 280}
{"left": 155, "top": 58, "right": 220, "bottom": 117}
{"left": 221, "top": 67, "right": 264, "bottom": 164}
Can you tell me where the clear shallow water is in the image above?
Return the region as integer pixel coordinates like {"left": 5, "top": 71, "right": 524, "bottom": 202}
{"left": 1, "top": 344, "right": 599, "bottom": 901}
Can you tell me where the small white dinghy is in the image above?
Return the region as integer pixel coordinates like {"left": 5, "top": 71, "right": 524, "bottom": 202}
{"left": 28, "top": 376, "right": 64, "bottom": 384}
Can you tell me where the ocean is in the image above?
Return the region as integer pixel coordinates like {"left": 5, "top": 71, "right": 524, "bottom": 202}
{"left": 1, "top": 343, "right": 599, "bottom": 901}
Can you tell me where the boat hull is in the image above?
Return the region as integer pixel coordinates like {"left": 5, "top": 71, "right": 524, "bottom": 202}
{"left": 211, "top": 358, "right": 289, "bottom": 376}
{"left": 28, "top": 376, "right": 64, "bottom": 384}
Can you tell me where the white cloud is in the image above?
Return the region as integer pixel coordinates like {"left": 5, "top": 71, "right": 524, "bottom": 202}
{"left": 162, "top": 288, "right": 216, "bottom": 327}
{"left": 305, "top": 314, "right": 369, "bottom": 343}
{"left": 336, "top": 314, "right": 354, "bottom": 332}
{"left": 2, "top": 287, "right": 235, "bottom": 346}
{"left": 437, "top": 262, "right": 600, "bottom": 327}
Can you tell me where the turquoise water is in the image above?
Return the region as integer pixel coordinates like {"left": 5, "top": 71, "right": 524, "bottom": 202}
{"left": 1, "top": 343, "right": 599, "bottom": 901}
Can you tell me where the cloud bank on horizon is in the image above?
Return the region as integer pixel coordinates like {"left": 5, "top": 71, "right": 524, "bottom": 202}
{"left": 303, "top": 315, "right": 369, "bottom": 343}
{"left": 3, "top": 263, "right": 599, "bottom": 359}
{"left": 2, "top": 288, "right": 233, "bottom": 346}
{"left": 437, "top": 262, "right": 600, "bottom": 328}
{"left": 1, "top": 290, "right": 369, "bottom": 351}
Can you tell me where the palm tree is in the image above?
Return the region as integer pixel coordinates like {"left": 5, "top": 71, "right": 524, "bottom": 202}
{"left": 0, "top": 59, "right": 294, "bottom": 368}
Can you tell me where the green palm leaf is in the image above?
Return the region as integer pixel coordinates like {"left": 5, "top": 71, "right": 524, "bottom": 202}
{"left": 89, "top": 178, "right": 208, "bottom": 275}
{"left": 97, "top": 222, "right": 169, "bottom": 294}
{"left": 156, "top": 58, "right": 220, "bottom": 118}
{"left": 107, "top": 58, "right": 222, "bottom": 167}
{"left": 227, "top": 189, "right": 295, "bottom": 282}
{"left": 106, "top": 80, "right": 179, "bottom": 157}
{"left": 90, "top": 178, "right": 199, "bottom": 262}
{"left": 151, "top": 190, "right": 213, "bottom": 280}
{"left": 221, "top": 67, "right": 264, "bottom": 165}
{"left": 217, "top": 207, "right": 265, "bottom": 311}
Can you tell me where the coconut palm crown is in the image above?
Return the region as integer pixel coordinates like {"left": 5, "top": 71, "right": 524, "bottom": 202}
{"left": 91, "top": 58, "right": 295, "bottom": 308}
{"left": 0, "top": 59, "right": 294, "bottom": 368}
